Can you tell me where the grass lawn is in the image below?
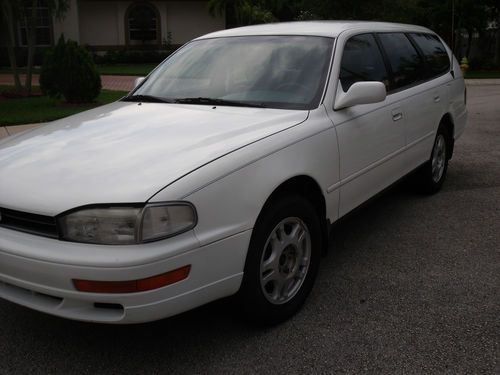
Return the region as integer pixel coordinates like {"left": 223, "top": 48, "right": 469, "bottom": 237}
{"left": 0, "top": 86, "right": 127, "bottom": 126}
{"left": 0, "top": 63, "right": 157, "bottom": 76}
{"left": 464, "top": 70, "right": 500, "bottom": 79}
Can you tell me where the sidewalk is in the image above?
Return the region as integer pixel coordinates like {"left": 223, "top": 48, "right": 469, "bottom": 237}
{"left": 0, "top": 123, "right": 41, "bottom": 139}
{"left": 464, "top": 79, "right": 500, "bottom": 85}
{"left": 0, "top": 74, "right": 136, "bottom": 91}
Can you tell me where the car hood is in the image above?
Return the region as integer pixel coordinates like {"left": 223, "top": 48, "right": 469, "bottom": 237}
{"left": 0, "top": 102, "right": 308, "bottom": 215}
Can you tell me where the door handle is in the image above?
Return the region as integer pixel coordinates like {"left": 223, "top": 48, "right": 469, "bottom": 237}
{"left": 434, "top": 95, "right": 441, "bottom": 103}
{"left": 392, "top": 112, "right": 403, "bottom": 121}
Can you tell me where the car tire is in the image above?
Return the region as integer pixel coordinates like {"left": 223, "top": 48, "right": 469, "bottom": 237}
{"left": 237, "top": 194, "right": 322, "bottom": 326}
{"left": 415, "top": 125, "right": 451, "bottom": 194}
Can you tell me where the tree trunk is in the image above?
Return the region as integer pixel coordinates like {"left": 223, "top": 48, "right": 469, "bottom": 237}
{"left": 454, "top": 13, "right": 463, "bottom": 58}
{"left": 495, "top": 12, "right": 500, "bottom": 65}
{"left": 466, "top": 28, "right": 473, "bottom": 59}
{"left": 465, "top": 29, "right": 474, "bottom": 60}
{"left": 25, "top": 0, "right": 38, "bottom": 94}
{"left": 1, "top": 0, "right": 22, "bottom": 92}
{"left": 454, "top": 28, "right": 462, "bottom": 58}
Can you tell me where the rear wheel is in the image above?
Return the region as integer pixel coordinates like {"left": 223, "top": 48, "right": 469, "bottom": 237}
{"left": 415, "top": 125, "right": 450, "bottom": 194}
{"left": 237, "top": 194, "right": 322, "bottom": 325}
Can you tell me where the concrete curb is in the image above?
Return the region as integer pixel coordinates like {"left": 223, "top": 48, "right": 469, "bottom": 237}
{"left": 465, "top": 79, "right": 500, "bottom": 85}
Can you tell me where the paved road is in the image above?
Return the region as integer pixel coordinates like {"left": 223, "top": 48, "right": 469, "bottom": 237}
{"left": 0, "top": 85, "right": 498, "bottom": 374}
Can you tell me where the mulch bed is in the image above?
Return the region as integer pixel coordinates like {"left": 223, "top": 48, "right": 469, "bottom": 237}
{"left": 0, "top": 89, "right": 43, "bottom": 100}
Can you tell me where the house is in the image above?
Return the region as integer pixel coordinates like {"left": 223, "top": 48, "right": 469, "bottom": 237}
{"left": 17, "top": 0, "right": 225, "bottom": 50}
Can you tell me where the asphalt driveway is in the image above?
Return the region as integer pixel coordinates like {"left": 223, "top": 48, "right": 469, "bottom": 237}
{"left": 0, "top": 84, "right": 498, "bottom": 374}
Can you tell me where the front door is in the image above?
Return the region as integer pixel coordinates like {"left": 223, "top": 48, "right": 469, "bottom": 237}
{"left": 327, "top": 33, "right": 406, "bottom": 217}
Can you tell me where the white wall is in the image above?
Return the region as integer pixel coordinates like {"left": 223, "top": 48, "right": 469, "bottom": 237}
{"left": 79, "top": 1, "right": 121, "bottom": 46}
{"left": 53, "top": 0, "right": 80, "bottom": 42}
{"left": 166, "top": 1, "right": 225, "bottom": 45}
{"left": 56, "top": 0, "right": 225, "bottom": 47}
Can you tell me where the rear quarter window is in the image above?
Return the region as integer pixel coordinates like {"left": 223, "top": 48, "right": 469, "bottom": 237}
{"left": 409, "top": 33, "right": 450, "bottom": 78}
{"left": 377, "top": 33, "right": 425, "bottom": 92}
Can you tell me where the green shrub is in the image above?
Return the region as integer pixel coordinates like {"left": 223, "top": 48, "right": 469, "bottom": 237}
{"left": 469, "top": 57, "right": 500, "bottom": 71}
{"left": 40, "top": 35, "right": 102, "bottom": 103}
{"left": 40, "top": 36, "right": 66, "bottom": 98}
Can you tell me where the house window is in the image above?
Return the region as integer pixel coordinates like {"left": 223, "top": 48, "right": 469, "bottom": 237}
{"left": 18, "top": 0, "right": 52, "bottom": 46}
{"left": 127, "top": 3, "right": 160, "bottom": 45}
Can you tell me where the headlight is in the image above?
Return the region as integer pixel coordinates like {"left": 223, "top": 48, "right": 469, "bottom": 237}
{"left": 140, "top": 204, "right": 197, "bottom": 242}
{"left": 58, "top": 203, "right": 196, "bottom": 245}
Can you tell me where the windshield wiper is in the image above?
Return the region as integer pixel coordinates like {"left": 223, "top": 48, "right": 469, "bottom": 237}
{"left": 122, "top": 94, "right": 174, "bottom": 103}
{"left": 174, "top": 97, "right": 266, "bottom": 108}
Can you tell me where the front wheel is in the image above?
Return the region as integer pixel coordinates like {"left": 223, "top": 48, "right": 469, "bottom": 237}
{"left": 237, "top": 194, "right": 322, "bottom": 326}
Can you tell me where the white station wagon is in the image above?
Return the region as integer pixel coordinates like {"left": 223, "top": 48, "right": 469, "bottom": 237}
{"left": 0, "top": 21, "right": 467, "bottom": 325}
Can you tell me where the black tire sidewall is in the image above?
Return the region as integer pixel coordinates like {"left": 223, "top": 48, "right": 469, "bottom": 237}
{"left": 417, "top": 125, "right": 450, "bottom": 194}
{"left": 238, "top": 194, "right": 322, "bottom": 325}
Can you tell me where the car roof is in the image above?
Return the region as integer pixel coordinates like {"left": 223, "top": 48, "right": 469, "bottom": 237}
{"left": 196, "top": 21, "right": 432, "bottom": 39}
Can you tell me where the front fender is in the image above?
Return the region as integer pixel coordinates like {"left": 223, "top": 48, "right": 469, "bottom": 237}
{"left": 149, "top": 108, "right": 340, "bottom": 249}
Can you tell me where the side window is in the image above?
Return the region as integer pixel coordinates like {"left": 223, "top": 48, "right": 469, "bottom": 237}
{"left": 409, "top": 33, "right": 450, "bottom": 78}
{"left": 377, "top": 33, "right": 425, "bottom": 91}
{"left": 339, "top": 34, "right": 389, "bottom": 92}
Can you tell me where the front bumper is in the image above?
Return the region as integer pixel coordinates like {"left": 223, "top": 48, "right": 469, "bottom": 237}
{"left": 0, "top": 227, "right": 251, "bottom": 324}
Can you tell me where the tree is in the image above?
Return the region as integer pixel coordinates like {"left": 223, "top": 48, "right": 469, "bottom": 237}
{"left": 1, "top": 0, "right": 23, "bottom": 91}
{"left": 208, "top": 0, "right": 247, "bottom": 26}
{"left": 495, "top": 8, "right": 500, "bottom": 65}
{"left": 414, "top": 0, "right": 499, "bottom": 63}
{"left": 214, "top": 0, "right": 498, "bottom": 67}
{"left": 0, "top": 0, "right": 69, "bottom": 94}
{"left": 40, "top": 35, "right": 101, "bottom": 102}
{"left": 208, "top": 0, "right": 284, "bottom": 26}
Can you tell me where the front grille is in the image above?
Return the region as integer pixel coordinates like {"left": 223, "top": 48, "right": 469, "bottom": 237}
{"left": 0, "top": 207, "right": 58, "bottom": 239}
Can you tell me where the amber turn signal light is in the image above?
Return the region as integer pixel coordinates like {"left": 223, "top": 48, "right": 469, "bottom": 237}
{"left": 73, "top": 265, "right": 191, "bottom": 293}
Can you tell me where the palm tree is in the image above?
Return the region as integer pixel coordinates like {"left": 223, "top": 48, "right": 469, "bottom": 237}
{"left": 208, "top": 0, "right": 247, "bottom": 26}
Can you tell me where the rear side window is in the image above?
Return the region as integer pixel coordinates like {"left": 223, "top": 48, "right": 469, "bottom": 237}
{"left": 410, "top": 33, "right": 450, "bottom": 78}
{"left": 339, "top": 34, "right": 389, "bottom": 92}
{"left": 377, "top": 33, "right": 425, "bottom": 91}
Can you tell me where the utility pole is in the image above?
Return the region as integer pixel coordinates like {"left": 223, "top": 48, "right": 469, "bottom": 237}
{"left": 495, "top": 10, "right": 500, "bottom": 65}
{"left": 451, "top": 0, "right": 455, "bottom": 52}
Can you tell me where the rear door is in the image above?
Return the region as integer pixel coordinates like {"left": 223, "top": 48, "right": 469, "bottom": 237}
{"left": 376, "top": 32, "right": 451, "bottom": 173}
{"left": 405, "top": 32, "right": 452, "bottom": 169}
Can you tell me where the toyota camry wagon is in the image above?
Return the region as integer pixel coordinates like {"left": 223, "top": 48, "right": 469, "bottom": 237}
{"left": 0, "top": 21, "right": 467, "bottom": 325}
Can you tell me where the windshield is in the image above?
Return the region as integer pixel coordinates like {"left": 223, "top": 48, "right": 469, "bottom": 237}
{"left": 130, "top": 36, "right": 334, "bottom": 110}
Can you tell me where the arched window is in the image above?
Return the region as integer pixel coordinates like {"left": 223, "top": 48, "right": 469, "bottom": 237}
{"left": 126, "top": 3, "right": 160, "bottom": 45}
{"left": 18, "top": 0, "right": 52, "bottom": 46}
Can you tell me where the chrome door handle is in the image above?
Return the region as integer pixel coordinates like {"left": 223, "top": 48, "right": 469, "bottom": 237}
{"left": 392, "top": 112, "right": 403, "bottom": 121}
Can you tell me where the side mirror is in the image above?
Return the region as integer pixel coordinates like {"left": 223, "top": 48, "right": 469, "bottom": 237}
{"left": 134, "top": 77, "right": 146, "bottom": 89}
{"left": 334, "top": 81, "right": 386, "bottom": 110}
